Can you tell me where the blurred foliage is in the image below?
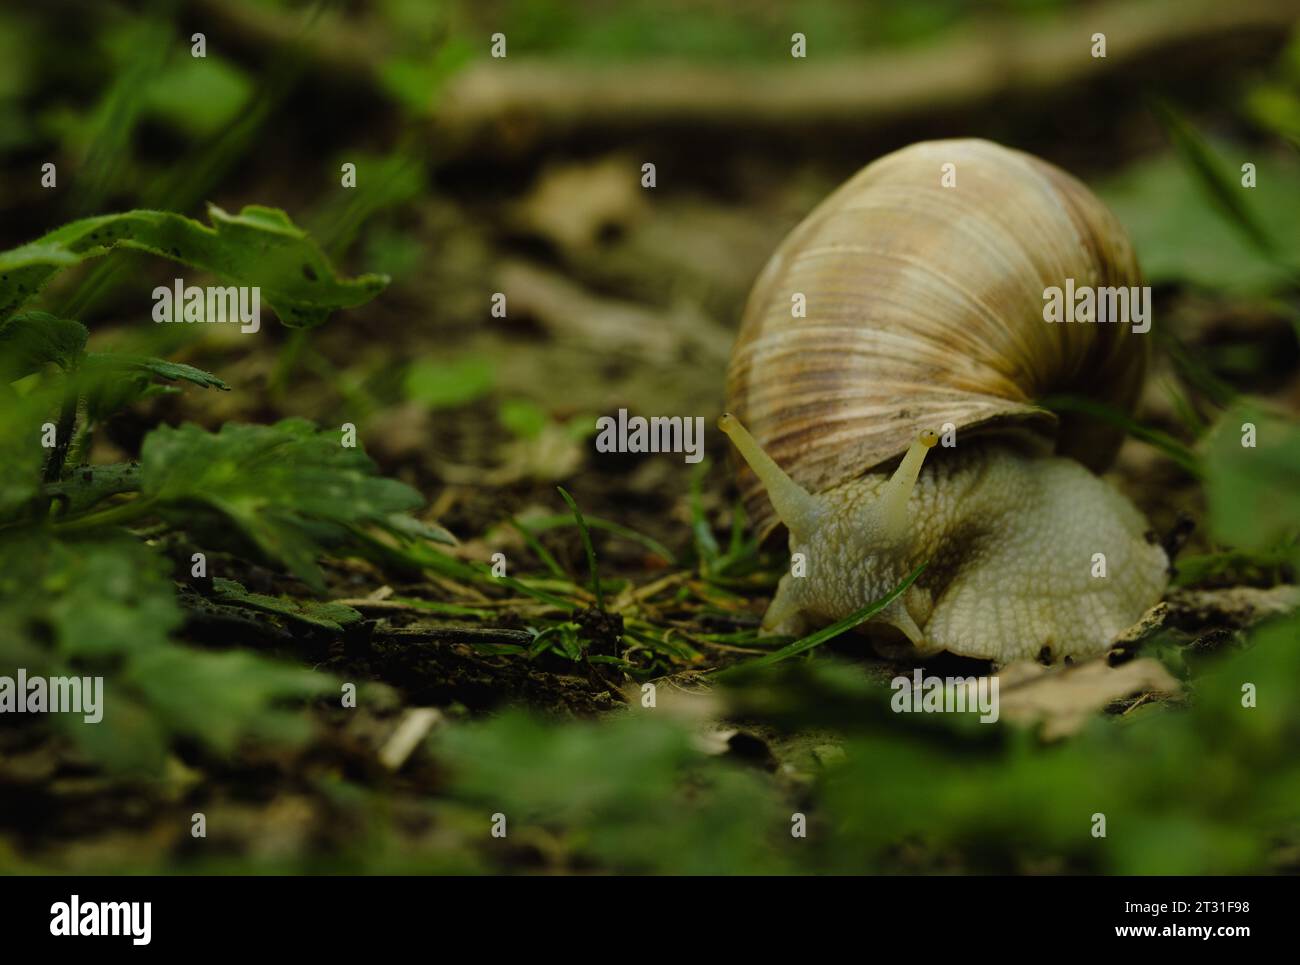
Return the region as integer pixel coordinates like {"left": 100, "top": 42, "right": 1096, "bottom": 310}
{"left": 0, "top": 200, "right": 452, "bottom": 777}
{"left": 138, "top": 419, "right": 431, "bottom": 590}
{"left": 0, "top": 531, "right": 334, "bottom": 774}
{"left": 1100, "top": 146, "right": 1300, "bottom": 294}
{"left": 0, "top": 204, "right": 389, "bottom": 328}
{"left": 404, "top": 354, "right": 495, "bottom": 409}
{"left": 1246, "top": 28, "right": 1300, "bottom": 149}
{"left": 453, "top": 0, "right": 1060, "bottom": 61}
{"left": 1202, "top": 404, "right": 1300, "bottom": 558}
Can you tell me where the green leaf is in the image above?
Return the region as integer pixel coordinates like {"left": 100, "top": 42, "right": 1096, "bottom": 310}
{"left": 403, "top": 355, "right": 494, "bottom": 409}
{"left": 1202, "top": 403, "right": 1300, "bottom": 558}
{"left": 0, "top": 530, "right": 333, "bottom": 773}
{"left": 0, "top": 204, "right": 388, "bottom": 327}
{"left": 57, "top": 696, "right": 170, "bottom": 775}
{"left": 0, "top": 312, "right": 87, "bottom": 381}
{"left": 0, "top": 531, "right": 179, "bottom": 666}
{"left": 0, "top": 391, "right": 55, "bottom": 522}
{"left": 211, "top": 577, "right": 364, "bottom": 633}
{"left": 139, "top": 419, "right": 425, "bottom": 590}
{"left": 81, "top": 353, "right": 229, "bottom": 391}
{"left": 1151, "top": 100, "right": 1280, "bottom": 257}
{"left": 506, "top": 517, "right": 565, "bottom": 578}
{"left": 498, "top": 399, "right": 548, "bottom": 439}
{"left": 437, "top": 711, "right": 790, "bottom": 874}
{"left": 1099, "top": 147, "right": 1300, "bottom": 294}
{"left": 374, "top": 512, "right": 457, "bottom": 547}
{"left": 1245, "top": 82, "right": 1300, "bottom": 149}
{"left": 127, "top": 646, "right": 332, "bottom": 753}
{"left": 690, "top": 458, "right": 720, "bottom": 565}
{"left": 142, "top": 56, "right": 252, "bottom": 140}
{"left": 43, "top": 543, "right": 182, "bottom": 660}
{"left": 66, "top": 352, "right": 230, "bottom": 424}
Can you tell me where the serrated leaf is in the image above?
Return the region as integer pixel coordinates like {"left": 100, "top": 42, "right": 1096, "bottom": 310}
{"left": 0, "top": 203, "right": 388, "bottom": 327}
{"left": 0, "top": 312, "right": 87, "bottom": 381}
{"left": 81, "top": 353, "right": 229, "bottom": 390}
{"left": 211, "top": 577, "right": 364, "bottom": 632}
{"left": 139, "top": 419, "right": 425, "bottom": 590}
{"left": 79, "top": 373, "right": 170, "bottom": 425}
{"left": 73, "top": 352, "right": 229, "bottom": 423}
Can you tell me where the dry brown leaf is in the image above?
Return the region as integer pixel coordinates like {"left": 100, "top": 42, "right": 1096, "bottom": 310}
{"left": 998, "top": 657, "right": 1181, "bottom": 740}
{"left": 513, "top": 155, "right": 648, "bottom": 252}
{"left": 1166, "top": 585, "right": 1300, "bottom": 629}
{"left": 497, "top": 259, "right": 731, "bottom": 363}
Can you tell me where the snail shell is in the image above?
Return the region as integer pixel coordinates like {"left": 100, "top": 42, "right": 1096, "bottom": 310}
{"left": 726, "top": 138, "right": 1147, "bottom": 539}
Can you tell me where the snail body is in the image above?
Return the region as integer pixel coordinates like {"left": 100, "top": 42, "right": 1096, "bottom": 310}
{"left": 722, "top": 139, "right": 1167, "bottom": 664}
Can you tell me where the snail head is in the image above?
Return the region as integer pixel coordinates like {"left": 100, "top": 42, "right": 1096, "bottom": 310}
{"left": 717, "top": 413, "right": 938, "bottom": 551}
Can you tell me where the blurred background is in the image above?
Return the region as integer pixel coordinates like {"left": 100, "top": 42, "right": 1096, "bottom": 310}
{"left": 2, "top": 0, "right": 1299, "bottom": 874}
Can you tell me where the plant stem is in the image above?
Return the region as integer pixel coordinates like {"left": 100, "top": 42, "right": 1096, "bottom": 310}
{"left": 52, "top": 496, "right": 159, "bottom": 534}
{"left": 42, "top": 389, "right": 79, "bottom": 484}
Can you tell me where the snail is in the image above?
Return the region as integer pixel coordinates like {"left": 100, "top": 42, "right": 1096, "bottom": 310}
{"left": 721, "top": 139, "right": 1167, "bottom": 665}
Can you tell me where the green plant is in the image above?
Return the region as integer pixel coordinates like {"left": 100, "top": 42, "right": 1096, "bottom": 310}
{"left": 0, "top": 204, "right": 453, "bottom": 774}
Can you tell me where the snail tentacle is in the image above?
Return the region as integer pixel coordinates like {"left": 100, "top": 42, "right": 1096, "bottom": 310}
{"left": 876, "top": 429, "right": 939, "bottom": 544}
{"left": 718, "top": 413, "right": 825, "bottom": 543}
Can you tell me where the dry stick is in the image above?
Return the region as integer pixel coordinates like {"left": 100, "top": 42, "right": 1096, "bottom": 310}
{"left": 376, "top": 626, "right": 536, "bottom": 646}
{"left": 378, "top": 708, "right": 444, "bottom": 771}
{"left": 434, "top": 0, "right": 1299, "bottom": 148}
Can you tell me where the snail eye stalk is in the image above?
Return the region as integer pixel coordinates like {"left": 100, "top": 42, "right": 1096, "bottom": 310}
{"left": 876, "top": 430, "right": 938, "bottom": 543}
{"left": 717, "top": 413, "right": 824, "bottom": 543}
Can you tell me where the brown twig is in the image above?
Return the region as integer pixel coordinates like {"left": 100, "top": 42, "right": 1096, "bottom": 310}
{"left": 435, "top": 0, "right": 1300, "bottom": 154}
{"left": 375, "top": 625, "right": 536, "bottom": 646}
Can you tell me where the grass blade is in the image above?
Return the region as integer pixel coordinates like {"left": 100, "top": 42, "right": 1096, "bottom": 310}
{"left": 1039, "top": 394, "right": 1202, "bottom": 477}
{"left": 1151, "top": 98, "right": 1280, "bottom": 258}
{"left": 716, "top": 562, "right": 926, "bottom": 677}
{"left": 521, "top": 513, "right": 676, "bottom": 565}
{"left": 557, "top": 486, "right": 605, "bottom": 612}
{"left": 507, "top": 517, "right": 566, "bottom": 578}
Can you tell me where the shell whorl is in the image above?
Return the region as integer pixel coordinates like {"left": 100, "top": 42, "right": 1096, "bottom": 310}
{"left": 726, "top": 139, "right": 1147, "bottom": 539}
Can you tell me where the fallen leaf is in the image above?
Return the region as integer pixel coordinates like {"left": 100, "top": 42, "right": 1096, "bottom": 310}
{"left": 998, "top": 657, "right": 1181, "bottom": 740}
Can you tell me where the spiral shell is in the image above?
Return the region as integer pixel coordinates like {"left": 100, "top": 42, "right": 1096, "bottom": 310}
{"left": 726, "top": 139, "right": 1147, "bottom": 539}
